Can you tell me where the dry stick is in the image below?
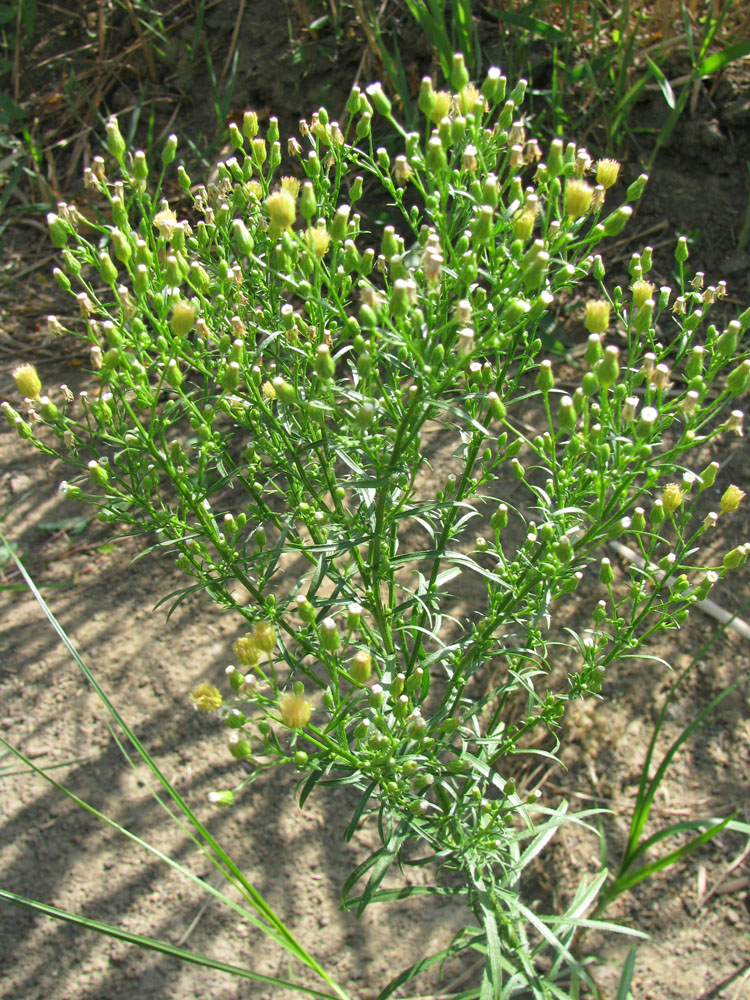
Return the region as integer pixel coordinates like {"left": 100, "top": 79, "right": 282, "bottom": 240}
{"left": 695, "top": 838, "right": 750, "bottom": 911}
{"left": 221, "top": 0, "right": 247, "bottom": 82}
{"left": 608, "top": 539, "right": 750, "bottom": 641}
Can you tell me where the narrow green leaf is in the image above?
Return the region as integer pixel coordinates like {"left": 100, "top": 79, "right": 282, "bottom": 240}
{"left": 0, "top": 890, "right": 340, "bottom": 1000}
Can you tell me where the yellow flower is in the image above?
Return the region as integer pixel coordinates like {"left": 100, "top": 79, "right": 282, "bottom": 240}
{"left": 720, "top": 485, "right": 745, "bottom": 514}
{"left": 564, "top": 178, "right": 594, "bottom": 219}
{"left": 191, "top": 684, "right": 223, "bottom": 712}
{"left": 596, "top": 158, "right": 620, "bottom": 190}
{"left": 234, "top": 635, "right": 261, "bottom": 666}
{"left": 170, "top": 300, "right": 197, "bottom": 337}
{"left": 584, "top": 300, "right": 610, "bottom": 334}
{"left": 153, "top": 207, "right": 178, "bottom": 239}
{"left": 279, "top": 690, "right": 312, "bottom": 729}
{"left": 280, "top": 175, "right": 301, "bottom": 199}
{"left": 662, "top": 483, "right": 685, "bottom": 515}
{"left": 306, "top": 225, "right": 331, "bottom": 259}
{"left": 13, "top": 363, "right": 42, "bottom": 401}
{"left": 261, "top": 380, "right": 277, "bottom": 400}
{"left": 265, "top": 188, "right": 296, "bottom": 231}
{"left": 458, "top": 84, "right": 484, "bottom": 115}
{"left": 252, "top": 621, "right": 276, "bottom": 653}
{"left": 631, "top": 280, "right": 655, "bottom": 309}
{"left": 429, "top": 90, "right": 453, "bottom": 124}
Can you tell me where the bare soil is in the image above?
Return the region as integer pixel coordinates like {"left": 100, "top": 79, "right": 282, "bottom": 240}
{"left": 1, "top": 4, "right": 750, "bottom": 998}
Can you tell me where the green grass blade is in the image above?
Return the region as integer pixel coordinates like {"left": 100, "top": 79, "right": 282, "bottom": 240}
{"left": 700, "top": 40, "right": 750, "bottom": 76}
{"left": 0, "top": 529, "right": 349, "bottom": 999}
{"left": 0, "top": 889, "right": 341, "bottom": 999}
{"left": 615, "top": 946, "right": 637, "bottom": 1000}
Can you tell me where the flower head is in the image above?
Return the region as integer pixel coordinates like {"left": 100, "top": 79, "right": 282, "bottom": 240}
{"left": 233, "top": 635, "right": 261, "bottom": 666}
{"left": 191, "top": 684, "right": 223, "bottom": 712}
{"left": 564, "top": 179, "right": 593, "bottom": 219}
{"left": 265, "top": 188, "right": 296, "bottom": 231}
{"left": 279, "top": 690, "right": 312, "bottom": 729}
{"left": 720, "top": 485, "right": 745, "bottom": 514}
{"left": 13, "top": 364, "right": 42, "bottom": 401}
{"left": 662, "top": 482, "right": 685, "bottom": 515}
{"left": 596, "top": 158, "right": 620, "bottom": 189}
{"left": 584, "top": 300, "right": 610, "bottom": 334}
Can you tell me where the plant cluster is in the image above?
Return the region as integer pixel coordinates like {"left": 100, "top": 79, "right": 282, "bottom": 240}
{"left": 5, "top": 52, "right": 750, "bottom": 998}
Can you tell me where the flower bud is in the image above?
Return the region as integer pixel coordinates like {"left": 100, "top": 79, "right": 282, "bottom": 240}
{"left": 451, "top": 52, "right": 470, "bottom": 91}
{"left": 350, "top": 649, "right": 372, "bottom": 684}
{"left": 599, "top": 205, "right": 632, "bottom": 237}
{"left": 727, "top": 360, "right": 750, "bottom": 396}
{"left": 596, "top": 345, "right": 619, "bottom": 389}
{"left": 315, "top": 343, "right": 336, "bottom": 379}
{"left": 320, "top": 616, "right": 341, "bottom": 653}
{"left": 155, "top": 137, "right": 175, "bottom": 173}
{"left": 366, "top": 81, "right": 391, "bottom": 116}
{"left": 106, "top": 116, "right": 126, "bottom": 160}
{"left": 626, "top": 173, "right": 648, "bottom": 202}
{"left": 723, "top": 545, "right": 749, "bottom": 571}
{"left": 599, "top": 558, "right": 614, "bottom": 585}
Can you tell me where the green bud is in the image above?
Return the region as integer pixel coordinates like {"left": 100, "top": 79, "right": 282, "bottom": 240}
{"left": 723, "top": 545, "right": 749, "bottom": 570}
{"left": 675, "top": 235, "right": 689, "bottom": 263}
{"left": 330, "top": 203, "right": 351, "bottom": 242}
{"left": 558, "top": 394, "right": 576, "bottom": 433}
{"left": 699, "top": 461, "right": 719, "bottom": 491}
{"left": 162, "top": 133, "right": 178, "bottom": 165}
{"left": 625, "top": 173, "right": 648, "bottom": 202}
{"left": 366, "top": 82, "right": 392, "bottom": 116}
{"left": 97, "top": 250, "right": 118, "bottom": 285}
{"left": 728, "top": 360, "right": 750, "bottom": 396}
{"left": 599, "top": 205, "right": 633, "bottom": 238}
{"left": 599, "top": 558, "right": 614, "bottom": 585}
{"left": 106, "top": 117, "right": 126, "bottom": 160}
{"left": 47, "top": 212, "right": 69, "bottom": 248}
{"left": 427, "top": 135, "right": 446, "bottom": 172}
{"left": 536, "top": 359, "right": 554, "bottom": 394}
{"left": 451, "top": 52, "right": 470, "bottom": 91}
{"left": 315, "top": 343, "right": 336, "bottom": 379}
{"left": 596, "top": 346, "right": 619, "bottom": 390}
{"left": 232, "top": 219, "right": 254, "bottom": 256}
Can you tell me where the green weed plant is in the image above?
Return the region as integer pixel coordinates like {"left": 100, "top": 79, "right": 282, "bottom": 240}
{"left": 5, "top": 55, "right": 750, "bottom": 998}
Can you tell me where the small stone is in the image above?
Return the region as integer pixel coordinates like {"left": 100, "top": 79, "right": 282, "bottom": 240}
{"left": 9, "top": 473, "right": 32, "bottom": 494}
